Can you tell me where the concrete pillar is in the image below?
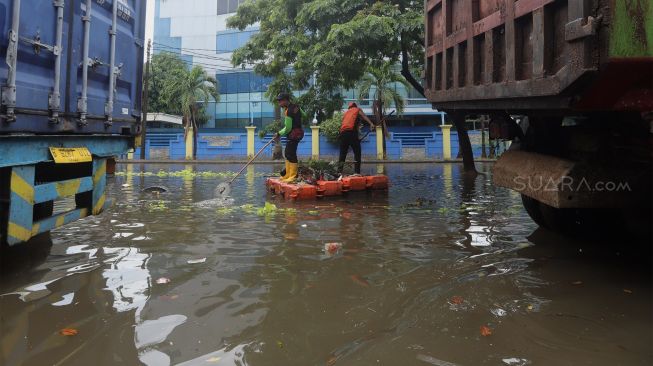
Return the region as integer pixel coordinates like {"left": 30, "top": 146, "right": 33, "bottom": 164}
{"left": 310, "top": 125, "right": 320, "bottom": 160}
{"left": 441, "top": 124, "right": 452, "bottom": 160}
{"left": 246, "top": 126, "right": 256, "bottom": 158}
{"left": 185, "top": 127, "right": 193, "bottom": 160}
{"left": 375, "top": 125, "right": 384, "bottom": 160}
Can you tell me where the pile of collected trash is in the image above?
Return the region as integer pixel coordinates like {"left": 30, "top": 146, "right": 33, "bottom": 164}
{"left": 293, "top": 160, "right": 353, "bottom": 185}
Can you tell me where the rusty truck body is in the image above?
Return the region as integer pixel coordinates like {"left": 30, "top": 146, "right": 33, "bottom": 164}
{"left": 425, "top": 0, "right": 652, "bottom": 233}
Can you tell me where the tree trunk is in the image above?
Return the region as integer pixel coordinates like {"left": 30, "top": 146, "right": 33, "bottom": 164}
{"left": 372, "top": 100, "right": 386, "bottom": 159}
{"left": 183, "top": 115, "right": 191, "bottom": 159}
{"left": 191, "top": 113, "right": 198, "bottom": 160}
{"left": 400, "top": 34, "right": 425, "bottom": 97}
{"left": 450, "top": 112, "right": 477, "bottom": 175}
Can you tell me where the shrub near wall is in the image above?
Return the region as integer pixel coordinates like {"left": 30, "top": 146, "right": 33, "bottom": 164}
{"left": 320, "top": 112, "right": 343, "bottom": 143}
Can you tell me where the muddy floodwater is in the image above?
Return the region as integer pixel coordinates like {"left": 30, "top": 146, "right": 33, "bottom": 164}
{"left": 1, "top": 163, "right": 651, "bottom": 366}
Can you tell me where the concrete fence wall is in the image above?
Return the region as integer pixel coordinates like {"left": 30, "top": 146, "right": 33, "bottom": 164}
{"left": 132, "top": 127, "right": 505, "bottom": 160}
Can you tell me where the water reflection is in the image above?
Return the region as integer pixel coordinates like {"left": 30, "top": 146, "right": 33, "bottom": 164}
{"left": 0, "top": 163, "right": 650, "bottom": 366}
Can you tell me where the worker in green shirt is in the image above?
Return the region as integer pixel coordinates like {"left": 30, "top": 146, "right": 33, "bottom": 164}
{"left": 273, "top": 93, "right": 305, "bottom": 183}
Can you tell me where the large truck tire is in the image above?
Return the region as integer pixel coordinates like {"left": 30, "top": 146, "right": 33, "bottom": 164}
{"left": 520, "top": 194, "right": 546, "bottom": 228}
{"left": 498, "top": 113, "right": 650, "bottom": 237}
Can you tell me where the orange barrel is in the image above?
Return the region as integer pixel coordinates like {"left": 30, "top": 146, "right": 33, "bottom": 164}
{"left": 316, "top": 180, "right": 343, "bottom": 197}
{"left": 284, "top": 183, "right": 317, "bottom": 200}
{"left": 341, "top": 176, "right": 367, "bottom": 192}
{"left": 365, "top": 175, "right": 389, "bottom": 190}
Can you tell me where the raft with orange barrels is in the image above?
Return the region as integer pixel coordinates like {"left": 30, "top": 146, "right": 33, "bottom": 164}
{"left": 266, "top": 175, "right": 389, "bottom": 200}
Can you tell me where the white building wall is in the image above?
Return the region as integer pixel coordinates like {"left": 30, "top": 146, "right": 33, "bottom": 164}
{"left": 158, "top": 0, "right": 241, "bottom": 73}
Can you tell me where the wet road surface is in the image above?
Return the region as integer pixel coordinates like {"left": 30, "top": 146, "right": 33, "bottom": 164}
{"left": 1, "top": 163, "right": 651, "bottom": 366}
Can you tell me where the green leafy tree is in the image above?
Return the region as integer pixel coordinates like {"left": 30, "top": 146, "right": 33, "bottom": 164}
{"left": 320, "top": 111, "right": 343, "bottom": 143}
{"left": 162, "top": 65, "right": 219, "bottom": 159}
{"left": 148, "top": 52, "right": 187, "bottom": 115}
{"left": 226, "top": 0, "right": 423, "bottom": 117}
{"left": 149, "top": 52, "right": 214, "bottom": 127}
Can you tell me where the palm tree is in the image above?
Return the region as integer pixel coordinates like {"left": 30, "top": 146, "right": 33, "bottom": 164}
{"left": 357, "top": 62, "right": 409, "bottom": 159}
{"left": 164, "top": 66, "right": 219, "bottom": 159}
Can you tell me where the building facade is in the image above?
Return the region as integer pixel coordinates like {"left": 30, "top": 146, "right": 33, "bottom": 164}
{"left": 153, "top": 0, "right": 442, "bottom": 130}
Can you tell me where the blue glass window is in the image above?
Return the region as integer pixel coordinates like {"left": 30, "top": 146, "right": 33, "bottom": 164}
{"left": 217, "top": 71, "right": 272, "bottom": 94}
{"left": 237, "top": 73, "right": 250, "bottom": 93}
{"left": 217, "top": 0, "right": 246, "bottom": 15}
{"left": 216, "top": 30, "right": 257, "bottom": 53}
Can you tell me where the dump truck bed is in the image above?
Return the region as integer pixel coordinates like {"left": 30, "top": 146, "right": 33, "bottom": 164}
{"left": 424, "top": 0, "right": 652, "bottom": 112}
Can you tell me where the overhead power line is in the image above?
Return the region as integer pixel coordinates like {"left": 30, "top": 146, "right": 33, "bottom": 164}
{"left": 154, "top": 41, "right": 236, "bottom": 54}
{"left": 155, "top": 50, "right": 253, "bottom": 72}
{"left": 154, "top": 43, "right": 235, "bottom": 60}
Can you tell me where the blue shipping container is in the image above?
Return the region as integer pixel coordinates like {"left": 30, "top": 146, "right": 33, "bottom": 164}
{"left": 0, "top": 0, "right": 146, "bottom": 134}
{"left": 0, "top": 0, "right": 145, "bottom": 247}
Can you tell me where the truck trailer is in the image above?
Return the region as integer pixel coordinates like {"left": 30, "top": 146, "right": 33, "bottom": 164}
{"left": 0, "top": 0, "right": 145, "bottom": 246}
{"left": 425, "top": 0, "right": 652, "bottom": 234}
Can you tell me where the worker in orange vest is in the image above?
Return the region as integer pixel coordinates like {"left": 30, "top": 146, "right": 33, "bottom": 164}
{"left": 338, "top": 102, "right": 375, "bottom": 175}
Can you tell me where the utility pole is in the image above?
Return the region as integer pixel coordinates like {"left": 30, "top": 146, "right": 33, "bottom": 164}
{"left": 140, "top": 40, "right": 151, "bottom": 160}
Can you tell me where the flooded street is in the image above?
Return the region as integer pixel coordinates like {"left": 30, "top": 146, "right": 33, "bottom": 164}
{"left": 1, "top": 163, "right": 650, "bottom": 366}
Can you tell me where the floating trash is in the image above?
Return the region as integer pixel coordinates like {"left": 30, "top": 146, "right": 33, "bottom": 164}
{"left": 480, "top": 325, "right": 492, "bottom": 336}
{"left": 59, "top": 328, "right": 78, "bottom": 336}
{"left": 324, "top": 242, "right": 342, "bottom": 254}
{"left": 502, "top": 358, "right": 531, "bottom": 365}
{"left": 187, "top": 258, "right": 206, "bottom": 264}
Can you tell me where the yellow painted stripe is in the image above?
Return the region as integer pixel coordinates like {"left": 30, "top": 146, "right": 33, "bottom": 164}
{"left": 11, "top": 171, "right": 34, "bottom": 204}
{"left": 55, "top": 215, "right": 66, "bottom": 228}
{"left": 55, "top": 179, "right": 82, "bottom": 198}
{"left": 93, "top": 161, "right": 106, "bottom": 184}
{"left": 80, "top": 208, "right": 89, "bottom": 217}
{"left": 31, "top": 223, "right": 41, "bottom": 236}
{"left": 92, "top": 194, "right": 106, "bottom": 215}
{"left": 8, "top": 222, "right": 32, "bottom": 242}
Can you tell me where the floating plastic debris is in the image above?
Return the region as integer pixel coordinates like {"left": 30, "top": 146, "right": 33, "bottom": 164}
{"left": 187, "top": 258, "right": 206, "bottom": 264}
{"left": 502, "top": 358, "right": 531, "bottom": 365}
{"left": 324, "top": 242, "right": 342, "bottom": 254}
